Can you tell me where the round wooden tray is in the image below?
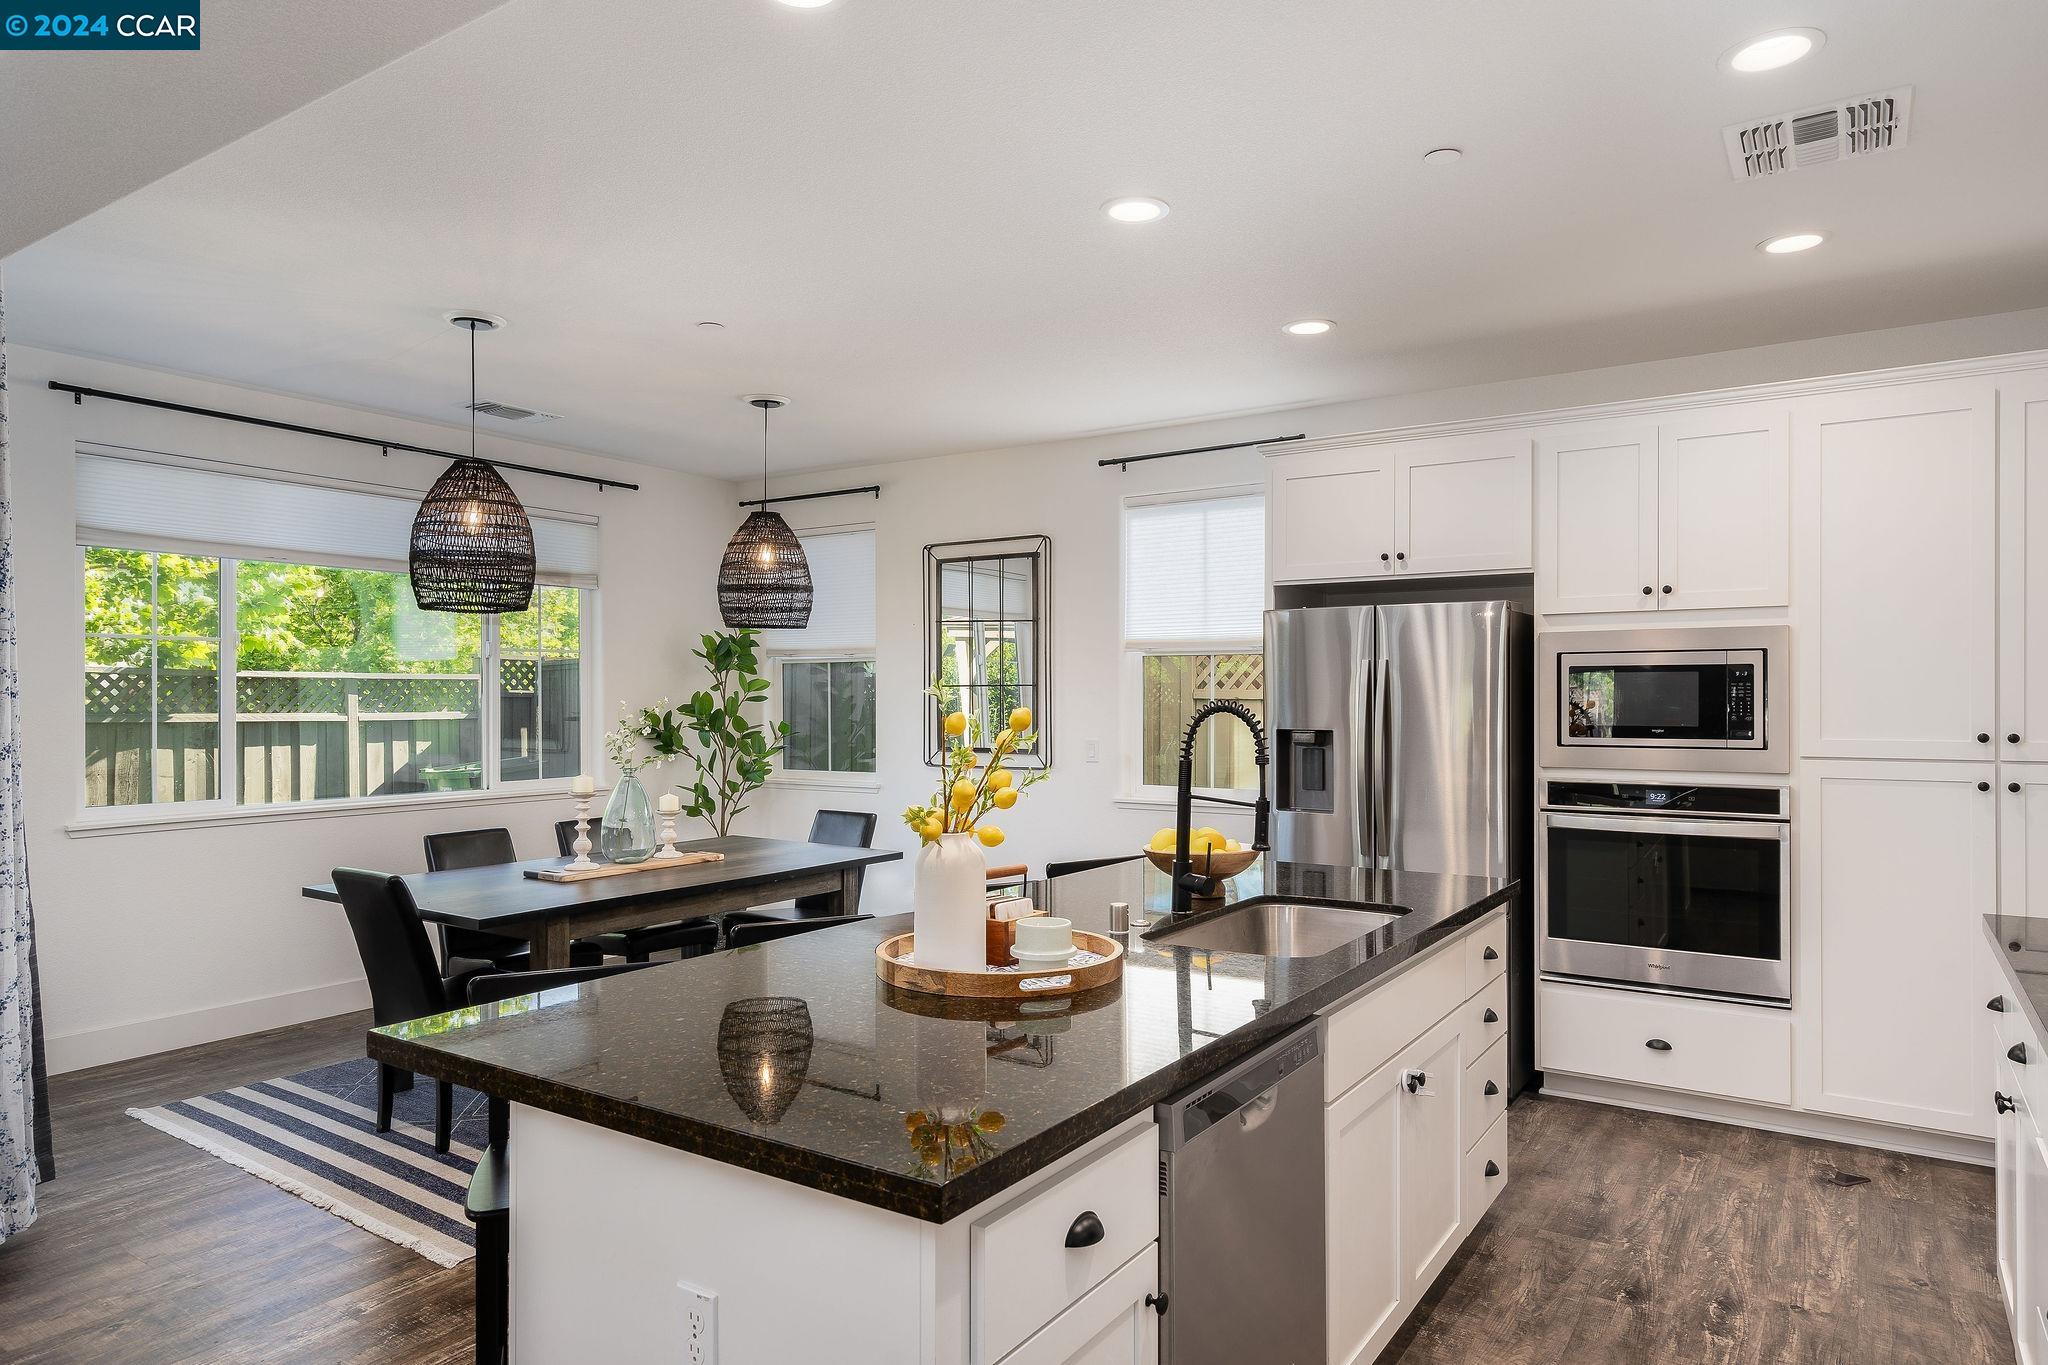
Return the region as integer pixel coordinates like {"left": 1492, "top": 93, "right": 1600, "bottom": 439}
{"left": 876, "top": 930, "right": 1125, "bottom": 999}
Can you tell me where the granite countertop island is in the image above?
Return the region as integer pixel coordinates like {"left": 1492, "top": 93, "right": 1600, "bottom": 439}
{"left": 369, "top": 856, "right": 1514, "bottom": 1222}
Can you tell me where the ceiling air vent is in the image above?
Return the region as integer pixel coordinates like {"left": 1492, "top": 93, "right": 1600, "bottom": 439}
{"left": 465, "top": 400, "right": 563, "bottom": 424}
{"left": 1723, "top": 85, "right": 1912, "bottom": 180}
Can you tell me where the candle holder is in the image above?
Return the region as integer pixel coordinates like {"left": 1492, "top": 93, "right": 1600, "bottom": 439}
{"left": 567, "top": 796, "right": 597, "bottom": 870}
{"left": 653, "top": 808, "right": 683, "bottom": 859}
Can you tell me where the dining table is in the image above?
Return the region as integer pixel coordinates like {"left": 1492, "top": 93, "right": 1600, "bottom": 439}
{"left": 302, "top": 833, "right": 903, "bottom": 968}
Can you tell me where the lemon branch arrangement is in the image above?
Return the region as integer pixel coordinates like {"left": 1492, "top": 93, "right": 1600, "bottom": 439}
{"left": 902, "top": 690, "right": 1050, "bottom": 851}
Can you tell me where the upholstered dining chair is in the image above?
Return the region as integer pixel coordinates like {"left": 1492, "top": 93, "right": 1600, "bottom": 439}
{"left": 721, "top": 809, "right": 878, "bottom": 940}
{"left": 331, "top": 867, "right": 464, "bottom": 1153}
{"left": 423, "top": 828, "right": 604, "bottom": 973}
{"left": 551, "top": 819, "right": 720, "bottom": 963}
{"left": 726, "top": 914, "right": 873, "bottom": 949}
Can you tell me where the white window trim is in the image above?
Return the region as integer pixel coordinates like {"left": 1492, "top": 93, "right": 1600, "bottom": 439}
{"left": 767, "top": 651, "right": 881, "bottom": 788}
{"left": 74, "top": 544, "right": 600, "bottom": 830}
{"left": 1118, "top": 482, "right": 1265, "bottom": 804}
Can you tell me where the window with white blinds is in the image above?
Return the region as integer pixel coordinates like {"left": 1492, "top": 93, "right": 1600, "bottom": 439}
{"left": 1122, "top": 491, "right": 1265, "bottom": 647}
{"left": 74, "top": 451, "right": 601, "bottom": 586}
{"left": 760, "top": 528, "right": 876, "bottom": 652}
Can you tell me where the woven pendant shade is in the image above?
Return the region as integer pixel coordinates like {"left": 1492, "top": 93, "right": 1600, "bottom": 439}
{"left": 719, "top": 509, "right": 812, "bottom": 628}
{"left": 719, "top": 395, "right": 812, "bottom": 628}
{"left": 409, "top": 457, "right": 536, "bottom": 613}
{"left": 409, "top": 313, "right": 536, "bottom": 614}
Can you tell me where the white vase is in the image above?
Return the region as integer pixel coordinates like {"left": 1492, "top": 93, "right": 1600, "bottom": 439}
{"left": 913, "top": 832, "right": 987, "bottom": 972}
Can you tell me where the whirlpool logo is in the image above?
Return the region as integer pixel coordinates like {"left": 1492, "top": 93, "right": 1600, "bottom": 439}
{"left": 2, "top": 3, "right": 200, "bottom": 48}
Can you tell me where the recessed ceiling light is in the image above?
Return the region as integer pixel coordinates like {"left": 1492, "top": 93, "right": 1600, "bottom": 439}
{"left": 1103, "top": 197, "right": 1170, "bottom": 224}
{"left": 775, "top": 0, "right": 837, "bottom": 8}
{"left": 1422, "top": 147, "right": 1464, "bottom": 166}
{"left": 1759, "top": 231, "right": 1827, "bottom": 254}
{"left": 1283, "top": 319, "right": 1335, "bottom": 336}
{"left": 696, "top": 321, "right": 726, "bottom": 331}
{"left": 1722, "top": 28, "right": 1825, "bottom": 73}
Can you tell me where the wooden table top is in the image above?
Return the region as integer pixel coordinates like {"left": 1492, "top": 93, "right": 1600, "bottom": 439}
{"left": 301, "top": 834, "right": 901, "bottom": 929}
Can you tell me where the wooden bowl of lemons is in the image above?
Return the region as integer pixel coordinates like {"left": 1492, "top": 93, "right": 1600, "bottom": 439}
{"left": 1143, "top": 827, "right": 1259, "bottom": 881}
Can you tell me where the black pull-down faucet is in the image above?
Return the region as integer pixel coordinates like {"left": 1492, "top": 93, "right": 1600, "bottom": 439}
{"left": 1169, "top": 699, "right": 1271, "bottom": 916}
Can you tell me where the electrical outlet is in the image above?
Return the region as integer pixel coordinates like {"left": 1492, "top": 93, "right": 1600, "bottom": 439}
{"left": 678, "top": 1280, "right": 718, "bottom": 1365}
{"left": 1085, "top": 739, "right": 1100, "bottom": 763}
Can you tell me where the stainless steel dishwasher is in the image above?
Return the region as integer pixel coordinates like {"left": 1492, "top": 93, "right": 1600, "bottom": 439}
{"left": 1157, "top": 1020, "right": 1325, "bottom": 1365}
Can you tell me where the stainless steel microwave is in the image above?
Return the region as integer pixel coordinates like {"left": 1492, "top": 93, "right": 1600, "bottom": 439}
{"left": 1538, "top": 626, "right": 1789, "bottom": 774}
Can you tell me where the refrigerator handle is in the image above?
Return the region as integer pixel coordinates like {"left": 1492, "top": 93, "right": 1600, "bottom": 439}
{"left": 1374, "top": 657, "right": 1392, "bottom": 871}
{"left": 1359, "top": 655, "right": 1377, "bottom": 866}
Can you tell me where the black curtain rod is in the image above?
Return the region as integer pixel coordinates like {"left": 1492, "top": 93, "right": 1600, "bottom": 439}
{"left": 48, "top": 381, "right": 640, "bottom": 492}
{"left": 1099, "top": 432, "right": 1306, "bottom": 470}
{"left": 737, "top": 484, "right": 882, "bottom": 509}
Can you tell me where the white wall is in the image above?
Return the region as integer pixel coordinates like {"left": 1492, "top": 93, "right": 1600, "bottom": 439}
{"left": 740, "top": 305, "right": 2048, "bottom": 912}
{"left": 10, "top": 346, "right": 735, "bottom": 1071}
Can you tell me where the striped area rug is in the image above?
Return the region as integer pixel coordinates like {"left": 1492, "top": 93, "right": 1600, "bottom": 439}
{"left": 128, "top": 1057, "right": 488, "bottom": 1266}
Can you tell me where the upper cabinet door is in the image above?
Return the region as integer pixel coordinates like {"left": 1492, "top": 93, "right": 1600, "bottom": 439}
{"left": 1391, "top": 434, "right": 1532, "bottom": 576}
{"left": 2002, "top": 369, "right": 2048, "bottom": 763}
{"left": 1267, "top": 446, "right": 1396, "bottom": 584}
{"left": 1657, "top": 406, "right": 1790, "bottom": 610}
{"left": 1535, "top": 426, "right": 1659, "bottom": 615}
{"left": 1795, "top": 378, "right": 1998, "bottom": 760}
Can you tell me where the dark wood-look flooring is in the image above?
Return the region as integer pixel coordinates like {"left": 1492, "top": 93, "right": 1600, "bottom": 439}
{"left": 1383, "top": 1095, "right": 2012, "bottom": 1365}
{"left": 0, "top": 1017, "right": 2012, "bottom": 1364}
{"left": 0, "top": 1010, "right": 470, "bottom": 1365}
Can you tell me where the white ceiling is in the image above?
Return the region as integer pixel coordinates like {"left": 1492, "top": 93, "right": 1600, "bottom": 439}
{"left": 8, "top": 0, "right": 2048, "bottom": 479}
{"left": 0, "top": 0, "right": 513, "bottom": 258}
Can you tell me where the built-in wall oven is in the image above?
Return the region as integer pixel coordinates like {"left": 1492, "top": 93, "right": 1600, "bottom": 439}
{"left": 1538, "top": 625, "right": 1790, "bottom": 774}
{"left": 1540, "top": 781, "right": 1791, "bottom": 1003}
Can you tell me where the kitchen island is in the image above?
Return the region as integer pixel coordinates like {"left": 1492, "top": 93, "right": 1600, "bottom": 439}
{"left": 370, "top": 857, "right": 1516, "bottom": 1364}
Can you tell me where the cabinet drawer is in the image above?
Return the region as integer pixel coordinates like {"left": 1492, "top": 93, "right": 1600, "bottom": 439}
{"left": 1463, "top": 1111, "right": 1508, "bottom": 1228}
{"left": 1465, "top": 975, "right": 1508, "bottom": 1061}
{"left": 1465, "top": 911, "right": 1508, "bottom": 998}
{"left": 1538, "top": 981, "right": 1792, "bottom": 1106}
{"left": 972, "top": 1122, "right": 1160, "bottom": 1364}
{"left": 1465, "top": 1035, "right": 1508, "bottom": 1146}
{"left": 1327, "top": 940, "right": 1467, "bottom": 1102}
{"left": 996, "top": 1244, "right": 1159, "bottom": 1365}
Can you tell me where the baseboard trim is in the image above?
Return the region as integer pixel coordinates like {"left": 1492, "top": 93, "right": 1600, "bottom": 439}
{"left": 46, "top": 978, "right": 372, "bottom": 1075}
{"left": 1540, "top": 1073, "right": 1994, "bottom": 1167}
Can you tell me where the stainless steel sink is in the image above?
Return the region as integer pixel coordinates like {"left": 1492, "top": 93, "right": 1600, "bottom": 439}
{"left": 1145, "top": 901, "right": 1401, "bottom": 957}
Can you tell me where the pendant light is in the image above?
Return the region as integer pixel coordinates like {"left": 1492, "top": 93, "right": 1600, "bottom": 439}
{"left": 718, "top": 395, "right": 813, "bottom": 628}
{"left": 409, "top": 314, "right": 536, "bottom": 614}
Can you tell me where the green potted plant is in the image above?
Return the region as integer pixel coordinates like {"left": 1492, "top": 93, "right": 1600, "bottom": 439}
{"left": 618, "top": 630, "right": 788, "bottom": 840}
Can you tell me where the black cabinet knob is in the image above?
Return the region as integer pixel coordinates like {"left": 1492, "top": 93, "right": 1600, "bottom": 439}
{"left": 1979, "top": 733, "right": 1992, "bottom": 744}
{"left": 2013, "top": 783, "right": 2023, "bottom": 794}
{"left": 1999, "top": 1092, "right": 2019, "bottom": 1115}
{"left": 1395, "top": 551, "right": 1406, "bottom": 561}
{"left": 1991, "top": 996, "right": 2007, "bottom": 1013}
{"left": 2012, "top": 734, "right": 2023, "bottom": 744}
{"left": 1064, "top": 1210, "right": 1105, "bottom": 1248}
{"left": 1645, "top": 1038, "right": 1673, "bottom": 1052}
{"left": 1379, "top": 552, "right": 1390, "bottom": 563}
{"left": 1979, "top": 781, "right": 1993, "bottom": 792}
{"left": 1404, "top": 1070, "right": 1429, "bottom": 1094}
{"left": 1641, "top": 585, "right": 1653, "bottom": 595}
{"left": 2011, "top": 1043, "right": 2029, "bottom": 1065}
{"left": 1482, "top": 1007, "right": 1499, "bottom": 1024}
{"left": 1145, "top": 1292, "right": 1169, "bottom": 1316}
{"left": 1483, "top": 946, "right": 1499, "bottom": 961}
{"left": 1484, "top": 1080, "right": 1500, "bottom": 1096}
{"left": 1661, "top": 584, "right": 1673, "bottom": 594}
{"left": 1484, "top": 1160, "right": 1501, "bottom": 1178}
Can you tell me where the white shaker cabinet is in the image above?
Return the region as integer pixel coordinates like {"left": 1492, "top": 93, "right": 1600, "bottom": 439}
{"left": 1803, "top": 761, "right": 1996, "bottom": 1137}
{"left": 1325, "top": 1045, "right": 1404, "bottom": 1365}
{"left": 2001, "top": 370, "right": 2048, "bottom": 763}
{"left": 1267, "top": 435, "right": 1530, "bottom": 584}
{"left": 1534, "top": 425, "right": 1659, "bottom": 615}
{"left": 997, "top": 1246, "right": 1160, "bottom": 1365}
{"left": 2005, "top": 769, "right": 2048, "bottom": 922}
{"left": 1794, "top": 378, "right": 1998, "bottom": 760}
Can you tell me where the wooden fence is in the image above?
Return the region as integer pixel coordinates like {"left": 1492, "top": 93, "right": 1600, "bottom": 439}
{"left": 1139, "top": 653, "right": 1266, "bottom": 789}
{"left": 83, "top": 664, "right": 575, "bottom": 807}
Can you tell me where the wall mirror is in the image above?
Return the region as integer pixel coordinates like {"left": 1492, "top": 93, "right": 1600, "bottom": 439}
{"left": 923, "top": 535, "right": 1050, "bottom": 767}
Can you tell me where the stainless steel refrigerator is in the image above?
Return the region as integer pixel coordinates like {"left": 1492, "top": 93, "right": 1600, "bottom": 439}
{"left": 1266, "top": 601, "right": 1535, "bottom": 1095}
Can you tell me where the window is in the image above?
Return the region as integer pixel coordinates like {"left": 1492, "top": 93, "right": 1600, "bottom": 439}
{"left": 77, "top": 451, "right": 599, "bottom": 813}
{"left": 1122, "top": 490, "right": 1265, "bottom": 796}
{"left": 763, "top": 528, "right": 876, "bottom": 777}
{"left": 924, "top": 536, "right": 1049, "bottom": 767}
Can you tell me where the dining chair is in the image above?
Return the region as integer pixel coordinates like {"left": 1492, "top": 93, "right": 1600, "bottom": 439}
{"left": 424, "top": 828, "right": 604, "bottom": 972}
{"left": 1044, "top": 855, "right": 1142, "bottom": 881}
{"left": 726, "top": 914, "right": 873, "bottom": 949}
{"left": 463, "top": 960, "right": 654, "bottom": 1365}
{"left": 722, "top": 809, "right": 878, "bottom": 939}
{"left": 552, "top": 819, "right": 719, "bottom": 962}
{"left": 331, "top": 867, "right": 463, "bottom": 1153}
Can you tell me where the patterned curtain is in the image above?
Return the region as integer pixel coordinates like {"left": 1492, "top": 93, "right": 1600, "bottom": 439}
{"left": 0, "top": 265, "right": 52, "bottom": 1247}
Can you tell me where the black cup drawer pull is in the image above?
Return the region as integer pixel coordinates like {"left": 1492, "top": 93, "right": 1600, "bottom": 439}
{"left": 1064, "top": 1211, "right": 1105, "bottom": 1249}
{"left": 2012, "top": 1043, "right": 2030, "bottom": 1066}
{"left": 1990, "top": 996, "right": 2007, "bottom": 1013}
{"left": 1484, "top": 1159, "right": 1501, "bottom": 1177}
{"left": 1482, "top": 946, "right": 1499, "bottom": 962}
{"left": 1645, "top": 1038, "right": 1673, "bottom": 1052}
{"left": 1482, "top": 1007, "right": 1499, "bottom": 1024}
{"left": 1484, "top": 1080, "right": 1500, "bottom": 1097}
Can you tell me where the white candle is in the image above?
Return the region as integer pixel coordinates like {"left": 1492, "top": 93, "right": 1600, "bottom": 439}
{"left": 658, "top": 793, "right": 682, "bottom": 816}
{"left": 569, "top": 775, "right": 595, "bottom": 797}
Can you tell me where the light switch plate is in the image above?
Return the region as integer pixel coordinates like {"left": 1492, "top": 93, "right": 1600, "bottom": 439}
{"left": 1085, "top": 739, "right": 1100, "bottom": 763}
{"left": 678, "top": 1280, "right": 718, "bottom": 1365}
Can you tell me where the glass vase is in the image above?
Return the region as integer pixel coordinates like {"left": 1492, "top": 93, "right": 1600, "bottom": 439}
{"left": 600, "top": 771, "right": 657, "bottom": 864}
